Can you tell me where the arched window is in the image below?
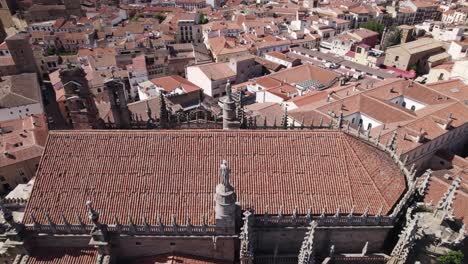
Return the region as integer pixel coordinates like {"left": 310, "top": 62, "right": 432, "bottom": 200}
{"left": 351, "top": 117, "right": 355, "bottom": 124}
{"left": 359, "top": 119, "right": 363, "bottom": 126}
{"left": 367, "top": 123, "right": 372, "bottom": 130}
{"left": 411, "top": 105, "right": 416, "bottom": 111}
{"left": 402, "top": 101, "right": 406, "bottom": 107}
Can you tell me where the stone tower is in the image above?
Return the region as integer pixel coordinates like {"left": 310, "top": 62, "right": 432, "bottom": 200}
{"left": 398, "top": 25, "right": 415, "bottom": 44}
{"left": 104, "top": 79, "right": 131, "bottom": 129}
{"left": 60, "top": 64, "right": 102, "bottom": 129}
{"left": 222, "top": 80, "right": 240, "bottom": 130}
{"left": 214, "top": 160, "right": 238, "bottom": 233}
{"left": 6, "top": 32, "right": 37, "bottom": 74}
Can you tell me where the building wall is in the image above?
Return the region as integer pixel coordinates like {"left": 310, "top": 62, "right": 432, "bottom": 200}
{"left": 405, "top": 123, "right": 468, "bottom": 171}
{"left": 264, "top": 54, "right": 293, "bottom": 68}
{"left": 426, "top": 68, "right": 451, "bottom": 83}
{"left": 228, "top": 57, "right": 263, "bottom": 83}
{"left": 186, "top": 66, "right": 214, "bottom": 97}
{"left": 0, "top": 156, "right": 40, "bottom": 193}
{"left": 257, "top": 44, "right": 290, "bottom": 56}
{"left": 256, "top": 90, "right": 284, "bottom": 103}
{"left": 344, "top": 112, "right": 382, "bottom": 131}
{"left": 0, "top": 103, "right": 43, "bottom": 122}
{"left": 114, "top": 236, "right": 236, "bottom": 261}
{"left": 384, "top": 46, "right": 444, "bottom": 71}
{"left": 384, "top": 48, "right": 411, "bottom": 70}
{"left": 447, "top": 42, "right": 467, "bottom": 60}
{"left": 389, "top": 95, "right": 426, "bottom": 111}
{"left": 450, "top": 60, "right": 468, "bottom": 83}
{"left": 255, "top": 226, "right": 392, "bottom": 256}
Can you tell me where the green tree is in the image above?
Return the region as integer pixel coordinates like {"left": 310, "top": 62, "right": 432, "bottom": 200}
{"left": 198, "top": 13, "right": 209, "bottom": 24}
{"left": 437, "top": 250, "right": 464, "bottom": 264}
{"left": 154, "top": 13, "right": 166, "bottom": 23}
{"left": 361, "top": 21, "right": 385, "bottom": 39}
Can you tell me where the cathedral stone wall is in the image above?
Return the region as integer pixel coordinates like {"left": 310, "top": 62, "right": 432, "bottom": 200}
{"left": 31, "top": 235, "right": 92, "bottom": 248}
{"left": 112, "top": 236, "right": 236, "bottom": 261}
{"left": 255, "top": 226, "right": 392, "bottom": 256}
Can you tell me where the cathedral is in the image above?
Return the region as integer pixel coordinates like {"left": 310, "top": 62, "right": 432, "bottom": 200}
{"left": 0, "top": 83, "right": 464, "bottom": 264}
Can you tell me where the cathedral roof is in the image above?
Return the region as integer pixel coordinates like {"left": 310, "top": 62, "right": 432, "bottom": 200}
{"left": 21, "top": 248, "right": 97, "bottom": 264}
{"left": 23, "top": 130, "right": 406, "bottom": 226}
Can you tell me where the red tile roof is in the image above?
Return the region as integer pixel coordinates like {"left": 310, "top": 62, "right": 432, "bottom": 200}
{"left": 151, "top": 75, "right": 201, "bottom": 94}
{"left": 25, "top": 248, "right": 97, "bottom": 264}
{"left": 24, "top": 130, "right": 406, "bottom": 226}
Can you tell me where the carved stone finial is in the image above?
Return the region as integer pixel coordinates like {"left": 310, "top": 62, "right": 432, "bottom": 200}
{"left": 86, "top": 201, "right": 99, "bottom": 226}
{"left": 171, "top": 214, "right": 177, "bottom": 226}
{"left": 362, "top": 206, "right": 369, "bottom": 217}
{"left": 186, "top": 214, "right": 191, "bottom": 226}
{"left": 202, "top": 213, "right": 207, "bottom": 226}
{"left": 387, "top": 130, "right": 398, "bottom": 151}
{"left": 334, "top": 207, "right": 340, "bottom": 218}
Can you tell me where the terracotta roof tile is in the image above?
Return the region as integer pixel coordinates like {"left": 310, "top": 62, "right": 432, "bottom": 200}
{"left": 26, "top": 248, "right": 97, "bottom": 264}
{"left": 24, "top": 130, "right": 406, "bottom": 226}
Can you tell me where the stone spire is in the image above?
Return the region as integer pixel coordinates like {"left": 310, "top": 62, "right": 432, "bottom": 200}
{"left": 0, "top": 201, "right": 24, "bottom": 234}
{"left": 86, "top": 201, "right": 108, "bottom": 243}
{"left": 390, "top": 214, "right": 420, "bottom": 263}
{"left": 214, "top": 160, "right": 238, "bottom": 233}
{"left": 435, "top": 177, "right": 461, "bottom": 219}
{"left": 240, "top": 211, "right": 254, "bottom": 264}
{"left": 387, "top": 130, "right": 398, "bottom": 152}
{"left": 298, "top": 221, "right": 318, "bottom": 264}
{"left": 86, "top": 201, "right": 100, "bottom": 229}
{"left": 336, "top": 111, "right": 343, "bottom": 129}
{"left": 159, "top": 94, "right": 169, "bottom": 128}
{"left": 281, "top": 106, "right": 289, "bottom": 129}
{"left": 222, "top": 80, "right": 240, "bottom": 130}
